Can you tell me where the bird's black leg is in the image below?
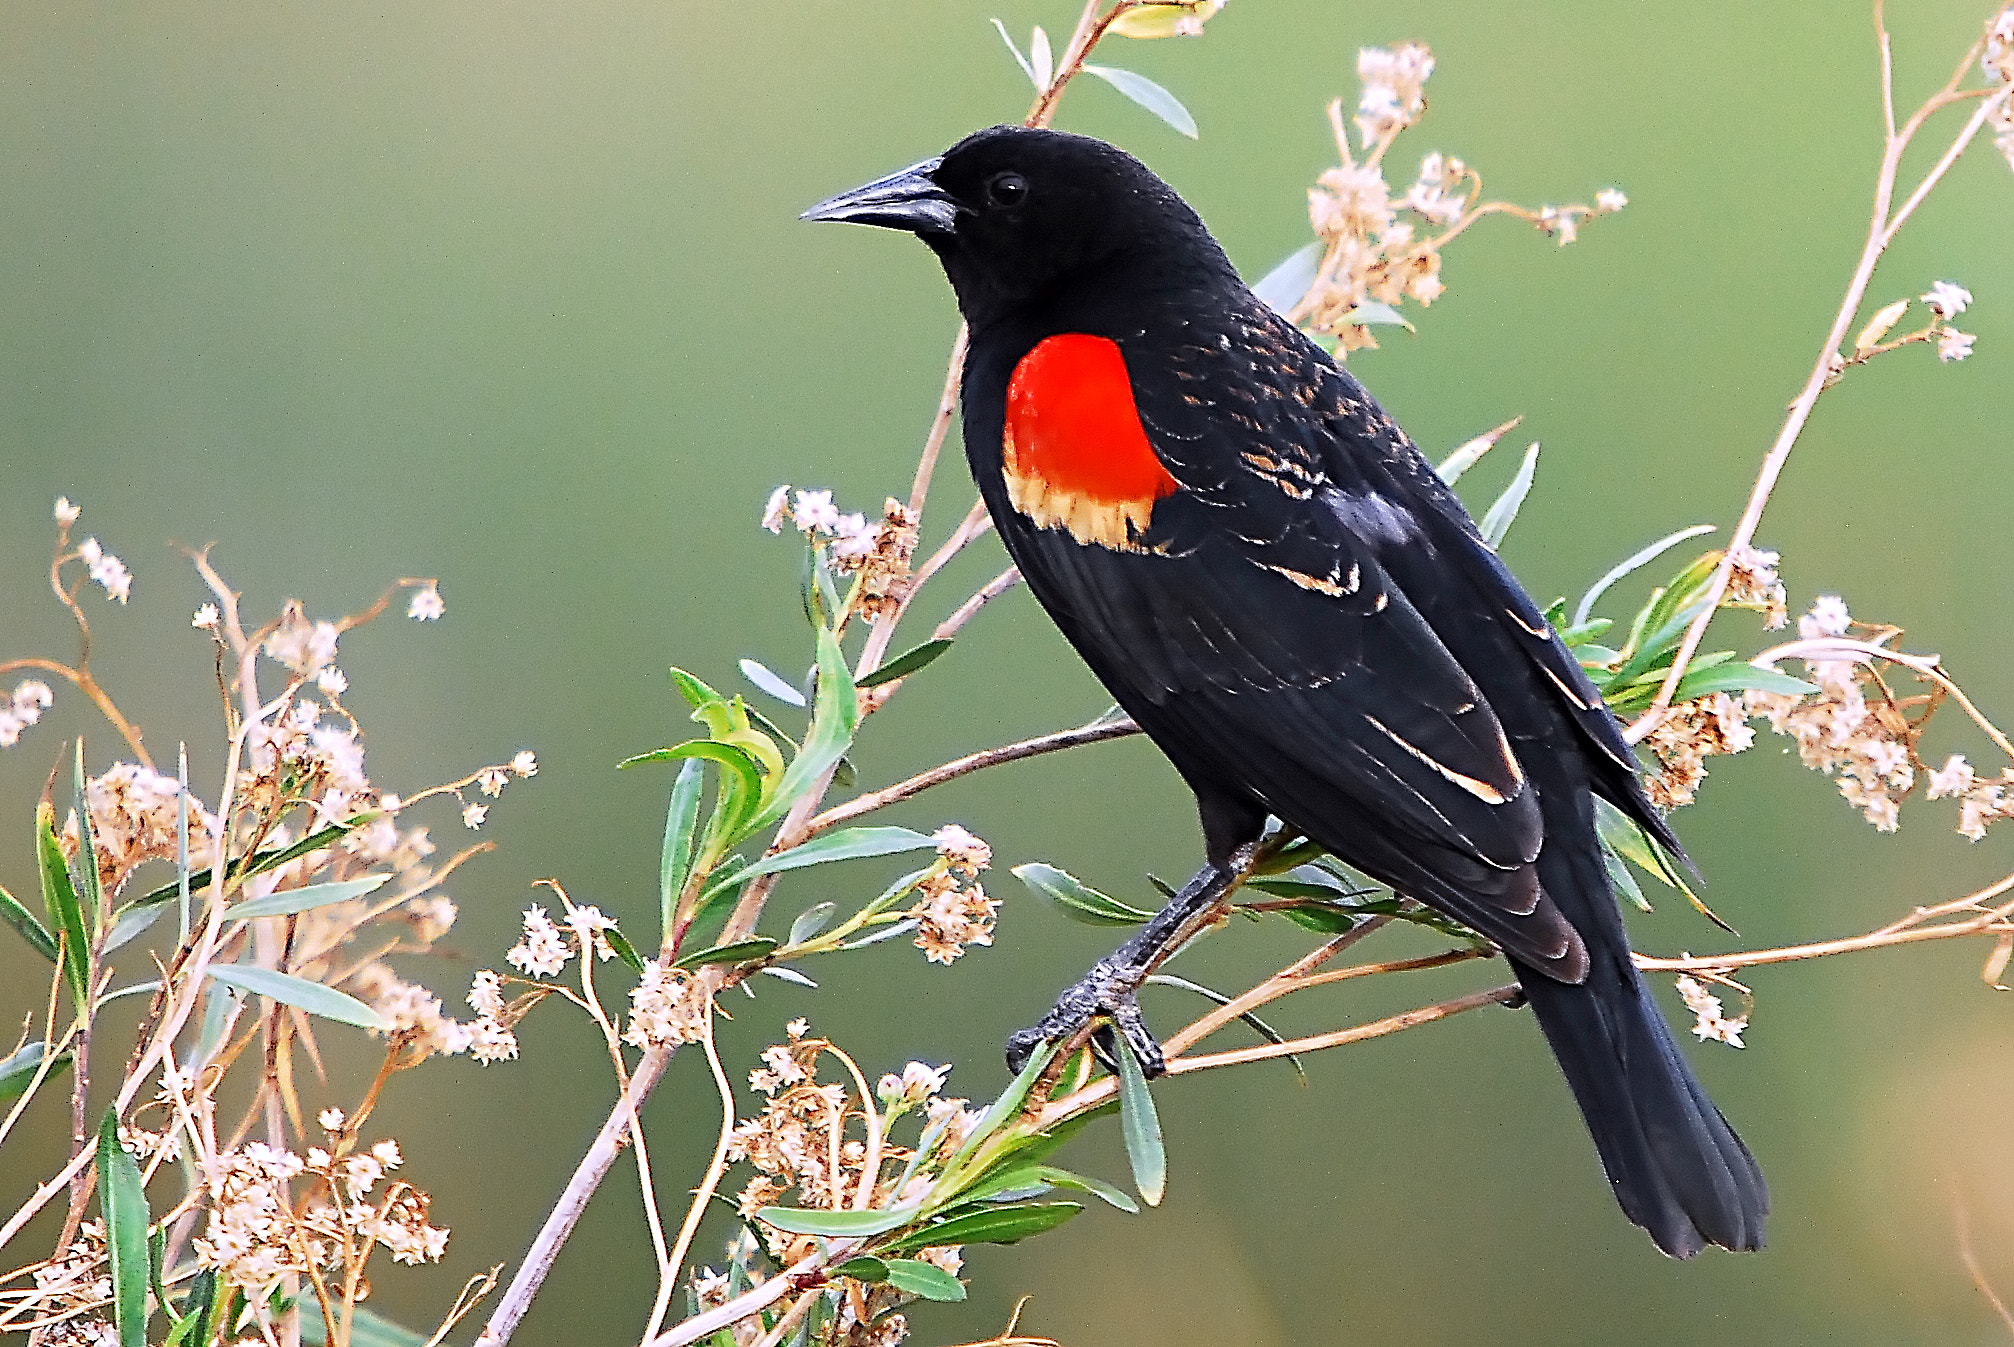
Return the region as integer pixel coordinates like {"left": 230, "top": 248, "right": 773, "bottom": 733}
{"left": 1005, "top": 840, "right": 1258, "bottom": 1078}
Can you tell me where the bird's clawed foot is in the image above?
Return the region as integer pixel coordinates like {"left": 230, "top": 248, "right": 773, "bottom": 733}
{"left": 1003, "top": 955, "right": 1168, "bottom": 1079}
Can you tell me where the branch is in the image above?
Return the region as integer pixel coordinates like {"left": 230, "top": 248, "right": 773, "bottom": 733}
{"left": 804, "top": 718, "right": 1140, "bottom": 837}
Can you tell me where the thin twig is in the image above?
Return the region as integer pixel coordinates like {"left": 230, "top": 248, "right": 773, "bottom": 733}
{"left": 643, "top": 1013, "right": 738, "bottom": 1345}
{"left": 1958, "top": 1189, "right": 2014, "bottom": 1338}
{"left": 1634, "top": 10, "right": 2009, "bottom": 736}
{"left": 804, "top": 718, "right": 1140, "bottom": 837}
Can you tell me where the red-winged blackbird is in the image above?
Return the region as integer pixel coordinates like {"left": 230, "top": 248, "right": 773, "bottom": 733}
{"left": 805, "top": 125, "right": 1766, "bottom": 1257}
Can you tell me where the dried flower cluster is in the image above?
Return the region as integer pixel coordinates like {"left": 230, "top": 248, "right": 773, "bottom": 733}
{"left": 1721, "top": 545, "right": 1790, "bottom": 630}
{"left": 0, "top": 678, "right": 54, "bottom": 747}
{"left": 1746, "top": 597, "right": 1922, "bottom": 832}
{"left": 716, "top": 1020, "right": 977, "bottom": 1346}
{"left": 910, "top": 824, "right": 998, "bottom": 964}
{"left": 1674, "top": 974, "right": 1749, "bottom": 1048}
{"left": 1289, "top": 44, "right": 1626, "bottom": 353}
{"left": 1987, "top": 9, "right": 2014, "bottom": 171}
{"left": 623, "top": 959, "right": 709, "bottom": 1050}
{"left": 1644, "top": 692, "right": 1757, "bottom": 810}
{"left": 190, "top": 1132, "right": 447, "bottom": 1305}
{"left": 63, "top": 762, "right": 219, "bottom": 895}
{"left": 762, "top": 486, "right": 920, "bottom": 620}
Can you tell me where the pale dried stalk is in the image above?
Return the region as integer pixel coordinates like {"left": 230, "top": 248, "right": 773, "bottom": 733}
{"left": 1634, "top": 5, "right": 2012, "bottom": 736}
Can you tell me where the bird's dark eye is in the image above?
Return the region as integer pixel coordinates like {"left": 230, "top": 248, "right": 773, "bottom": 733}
{"left": 985, "top": 171, "right": 1029, "bottom": 209}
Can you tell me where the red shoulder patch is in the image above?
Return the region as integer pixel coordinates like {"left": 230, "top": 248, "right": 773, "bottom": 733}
{"left": 1003, "top": 334, "right": 1178, "bottom": 549}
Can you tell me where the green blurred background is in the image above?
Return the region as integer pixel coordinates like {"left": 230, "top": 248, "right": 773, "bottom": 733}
{"left": 4, "top": 3, "right": 2012, "bottom": 1343}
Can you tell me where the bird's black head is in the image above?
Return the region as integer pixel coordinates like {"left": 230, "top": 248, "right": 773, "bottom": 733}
{"left": 803, "top": 125, "right": 1239, "bottom": 330}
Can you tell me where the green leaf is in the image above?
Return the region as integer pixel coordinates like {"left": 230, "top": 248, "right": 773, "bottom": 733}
{"left": 740, "top": 657, "right": 807, "bottom": 707}
{"left": 673, "top": 937, "right": 779, "bottom": 970}
{"left": 99, "top": 902, "right": 169, "bottom": 957}
{"left": 1081, "top": 63, "right": 1198, "bottom": 138}
{"left": 0, "top": 1040, "right": 71, "bottom": 1102}
{"left": 1251, "top": 242, "right": 1322, "bottom": 317}
{"left": 752, "top": 1205, "right": 918, "bottom": 1238}
{"left": 1593, "top": 797, "right": 1692, "bottom": 900}
{"left": 735, "top": 827, "right": 938, "bottom": 885}
{"left": 1339, "top": 300, "right": 1415, "bottom": 331}
{"left": 604, "top": 926, "right": 648, "bottom": 975}
{"left": 660, "top": 759, "right": 705, "bottom": 935}
{"left": 669, "top": 666, "right": 728, "bottom": 711}
{"left": 1608, "top": 597, "right": 1713, "bottom": 688}
{"left": 0, "top": 880, "right": 58, "bottom": 962}
{"left": 1479, "top": 442, "right": 1540, "bottom": 548}
{"left": 1013, "top": 863, "right": 1155, "bottom": 927}
{"left": 37, "top": 802, "right": 91, "bottom": 1008}
{"left": 227, "top": 873, "right": 392, "bottom": 921}
{"left": 299, "top": 1300, "right": 428, "bottom": 1347}
{"left": 129, "top": 822, "right": 357, "bottom": 914}
{"left": 620, "top": 739, "right": 765, "bottom": 814}
{"left": 204, "top": 966, "right": 389, "bottom": 1031}
{"left": 1033, "top": 1164, "right": 1141, "bottom": 1213}
{"left": 943, "top": 1040, "right": 1057, "bottom": 1177}
{"left": 1601, "top": 838, "right": 1651, "bottom": 913}
{"left": 789, "top": 902, "right": 837, "bottom": 944}
{"left": 1555, "top": 617, "right": 1615, "bottom": 648}
{"left": 856, "top": 638, "right": 954, "bottom": 689}
{"left": 881, "top": 1202, "right": 1083, "bottom": 1254}
{"left": 1573, "top": 524, "right": 1717, "bottom": 627}
{"left": 743, "top": 628, "right": 859, "bottom": 838}
{"left": 1669, "top": 662, "right": 1818, "bottom": 702}
{"left": 96, "top": 1108, "right": 151, "bottom": 1347}
{"left": 1114, "top": 1043, "right": 1167, "bottom": 1206}
{"left": 990, "top": 17, "right": 1040, "bottom": 90}
{"left": 162, "top": 1270, "right": 216, "bottom": 1347}
{"left": 71, "top": 741, "right": 105, "bottom": 932}
{"left": 883, "top": 1258, "right": 966, "bottom": 1301}
{"left": 833, "top": 1255, "right": 891, "bottom": 1283}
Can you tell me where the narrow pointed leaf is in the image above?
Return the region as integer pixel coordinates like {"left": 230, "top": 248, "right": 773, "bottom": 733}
{"left": 833, "top": 1256, "right": 890, "bottom": 1283}
{"left": 71, "top": 740, "right": 105, "bottom": 930}
{"left": 839, "top": 917, "right": 919, "bottom": 950}
{"left": 205, "top": 966, "right": 389, "bottom": 1031}
{"left": 1029, "top": 25, "right": 1054, "bottom": 90}
{"left": 1601, "top": 839, "right": 1651, "bottom": 913}
{"left": 736, "top": 827, "right": 938, "bottom": 884}
{"left": 669, "top": 666, "right": 727, "bottom": 711}
{"left": 1437, "top": 417, "right": 1522, "bottom": 485}
{"left": 97, "top": 1108, "right": 151, "bottom": 1347}
{"left": 228, "top": 873, "right": 392, "bottom": 921}
{"left": 0, "top": 1040, "right": 71, "bottom": 1102}
{"left": 620, "top": 739, "right": 764, "bottom": 804}
{"left": 1013, "top": 863, "right": 1154, "bottom": 926}
{"left": 660, "top": 759, "right": 705, "bottom": 934}
{"left": 740, "top": 658, "right": 807, "bottom": 707}
{"left": 1480, "top": 443, "right": 1540, "bottom": 547}
{"left": 856, "top": 638, "right": 954, "bottom": 689}
{"left": 1572, "top": 523, "right": 1717, "bottom": 627}
{"left": 881, "top": 1201, "right": 1083, "bottom": 1253}
{"left": 1339, "top": 300, "right": 1414, "bottom": 331}
{"left": 753, "top": 1205, "right": 917, "bottom": 1237}
{"left": 944, "top": 1040, "right": 1056, "bottom": 1177}
{"left": 99, "top": 903, "right": 169, "bottom": 956}
{"left": 743, "top": 628, "right": 859, "bottom": 836}
{"left": 1081, "top": 64, "right": 1198, "bottom": 138}
{"left": 991, "top": 17, "right": 1040, "bottom": 89}
{"left": 1146, "top": 973, "right": 1304, "bottom": 1083}
{"left": 760, "top": 965, "right": 818, "bottom": 987}
{"left": 604, "top": 926, "right": 648, "bottom": 975}
{"left": 672, "top": 937, "right": 778, "bottom": 969}
{"left": 1034, "top": 1164, "right": 1141, "bottom": 1213}
{"left": 1114, "top": 1044, "right": 1166, "bottom": 1206}
{"left": 0, "top": 880, "right": 58, "bottom": 962}
{"left": 130, "top": 822, "right": 357, "bottom": 914}
{"left": 789, "top": 902, "right": 838, "bottom": 944}
{"left": 1670, "top": 662, "right": 1818, "bottom": 702}
{"left": 884, "top": 1258, "right": 967, "bottom": 1301}
{"left": 1252, "top": 242, "right": 1322, "bottom": 317}
{"left": 37, "top": 802, "right": 91, "bottom": 1007}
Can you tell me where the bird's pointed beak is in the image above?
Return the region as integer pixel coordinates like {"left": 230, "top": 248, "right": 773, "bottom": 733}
{"left": 801, "top": 157, "right": 957, "bottom": 235}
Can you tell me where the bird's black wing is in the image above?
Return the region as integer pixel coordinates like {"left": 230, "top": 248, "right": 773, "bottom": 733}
{"left": 963, "top": 317, "right": 1588, "bottom": 979}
